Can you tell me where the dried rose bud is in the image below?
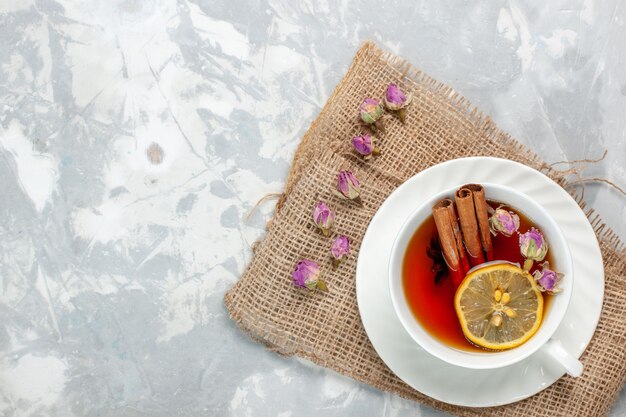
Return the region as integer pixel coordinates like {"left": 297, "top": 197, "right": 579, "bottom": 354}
{"left": 359, "top": 98, "right": 383, "bottom": 124}
{"left": 383, "top": 83, "right": 412, "bottom": 122}
{"left": 312, "top": 201, "right": 334, "bottom": 236}
{"left": 490, "top": 208, "right": 520, "bottom": 237}
{"left": 519, "top": 227, "right": 548, "bottom": 262}
{"left": 331, "top": 235, "right": 350, "bottom": 267}
{"left": 351, "top": 134, "right": 380, "bottom": 160}
{"left": 292, "top": 259, "right": 328, "bottom": 292}
{"left": 336, "top": 170, "right": 361, "bottom": 204}
{"left": 384, "top": 83, "right": 411, "bottom": 110}
{"left": 533, "top": 261, "right": 563, "bottom": 294}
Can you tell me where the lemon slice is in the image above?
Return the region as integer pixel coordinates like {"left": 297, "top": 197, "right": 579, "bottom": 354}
{"left": 454, "top": 263, "right": 543, "bottom": 350}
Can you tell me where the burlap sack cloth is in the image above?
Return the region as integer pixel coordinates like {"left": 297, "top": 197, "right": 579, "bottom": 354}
{"left": 225, "top": 42, "right": 626, "bottom": 416}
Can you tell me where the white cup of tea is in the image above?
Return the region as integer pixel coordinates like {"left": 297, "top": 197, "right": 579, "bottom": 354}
{"left": 388, "top": 183, "right": 582, "bottom": 377}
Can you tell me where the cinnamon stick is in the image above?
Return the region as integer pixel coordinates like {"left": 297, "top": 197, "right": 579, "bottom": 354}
{"left": 446, "top": 201, "right": 471, "bottom": 274}
{"left": 463, "top": 184, "right": 494, "bottom": 260}
{"left": 454, "top": 188, "right": 486, "bottom": 266}
{"left": 432, "top": 199, "right": 466, "bottom": 287}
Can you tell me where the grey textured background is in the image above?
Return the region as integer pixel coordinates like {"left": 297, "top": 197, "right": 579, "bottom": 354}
{"left": 0, "top": 0, "right": 624, "bottom": 416}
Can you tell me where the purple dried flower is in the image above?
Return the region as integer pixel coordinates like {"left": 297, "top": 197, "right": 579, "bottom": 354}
{"left": 292, "top": 259, "right": 328, "bottom": 292}
{"left": 359, "top": 98, "right": 383, "bottom": 124}
{"left": 351, "top": 134, "right": 380, "bottom": 160}
{"left": 313, "top": 201, "right": 334, "bottom": 236}
{"left": 519, "top": 227, "right": 548, "bottom": 261}
{"left": 331, "top": 235, "right": 350, "bottom": 267}
{"left": 490, "top": 208, "right": 520, "bottom": 237}
{"left": 533, "top": 261, "right": 563, "bottom": 294}
{"left": 384, "top": 84, "right": 410, "bottom": 109}
{"left": 383, "top": 84, "right": 412, "bottom": 122}
{"left": 336, "top": 170, "right": 361, "bottom": 203}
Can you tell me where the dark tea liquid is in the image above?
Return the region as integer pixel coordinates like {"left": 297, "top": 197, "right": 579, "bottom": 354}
{"left": 402, "top": 201, "right": 553, "bottom": 352}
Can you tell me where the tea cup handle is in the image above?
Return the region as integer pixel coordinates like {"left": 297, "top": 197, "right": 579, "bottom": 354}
{"left": 541, "top": 338, "right": 583, "bottom": 378}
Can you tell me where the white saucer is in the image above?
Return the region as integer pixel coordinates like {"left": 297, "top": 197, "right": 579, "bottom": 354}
{"left": 355, "top": 157, "right": 604, "bottom": 407}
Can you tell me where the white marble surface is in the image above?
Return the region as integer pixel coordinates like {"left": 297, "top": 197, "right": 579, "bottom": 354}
{"left": 0, "top": 0, "right": 624, "bottom": 416}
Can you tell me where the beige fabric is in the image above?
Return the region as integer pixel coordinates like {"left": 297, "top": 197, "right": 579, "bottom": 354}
{"left": 224, "top": 42, "right": 626, "bottom": 417}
